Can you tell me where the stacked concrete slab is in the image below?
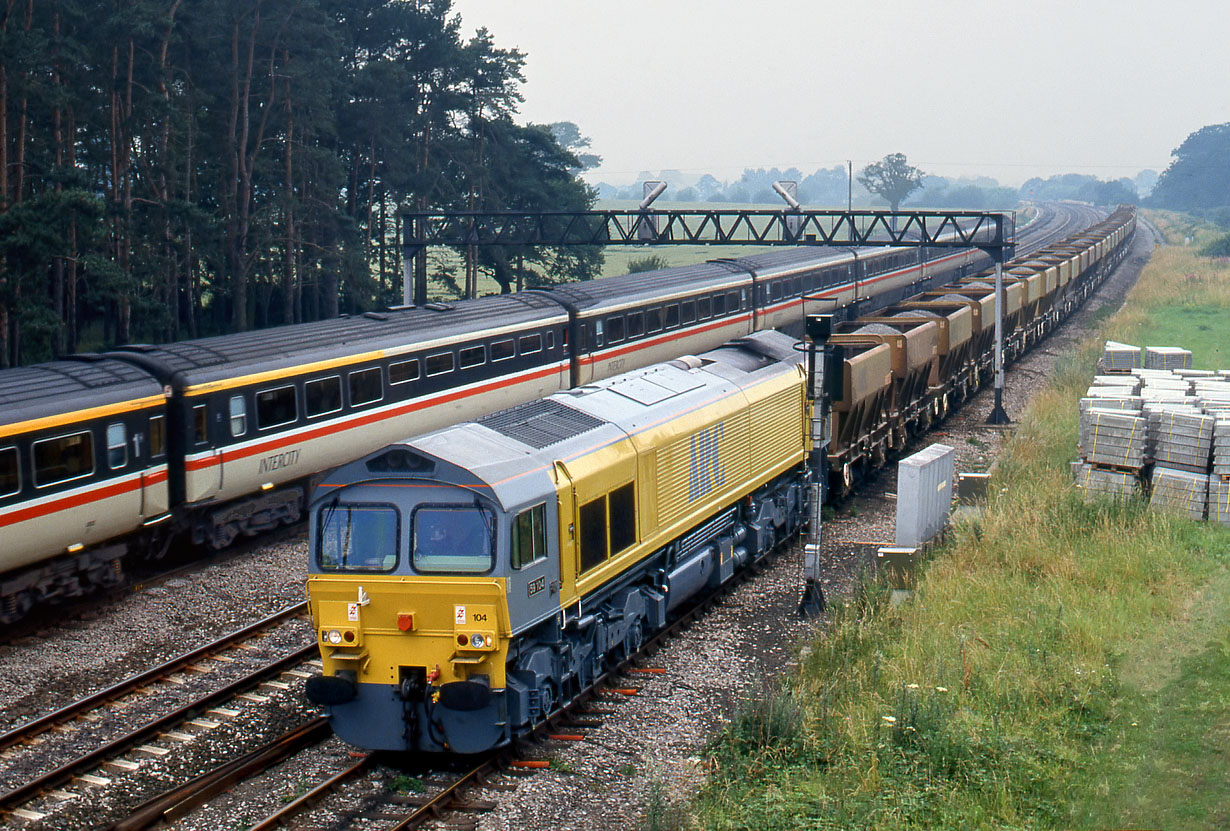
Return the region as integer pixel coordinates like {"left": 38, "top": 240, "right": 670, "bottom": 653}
{"left": 1149, "top": 467, "right": 1209, "bottom": 519}
{"left": 1147, "top": 408, "right": 1214, "bottom": 473}
{"left": 1073, "top": 462, "right": 1140, "bottom": 499}
{"left": 1211, "top": 475, "right": 1230, "bottom": 526}
{"left": 1081, "top": 408, "right": 1147, "bottom": 468}
{"left": 1145, "top": 346, "right": 1193, "bottom": 371}
{"left": 1102, "top": 340, "right": 1140, "bottom": 370}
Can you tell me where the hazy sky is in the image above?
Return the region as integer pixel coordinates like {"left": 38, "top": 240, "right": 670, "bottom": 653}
{"left": 447, "top": 0, "right": 1228, "bottom": 188}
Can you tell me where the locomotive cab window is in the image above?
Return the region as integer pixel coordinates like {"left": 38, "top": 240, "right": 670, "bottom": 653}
{"left": 318, "top": 503, "right": 399, "bottom": 572}
{"left": 306, "top": 377, "right": 342, "bottom": 417}
{"left": 33, "top": 431, "right": 94, "bottom": 487}
{"left": 229, "top": 395, "right": 247, "bottom": 436}
{"left": 257, "top": 385, "right": 298, "bottom": 429}
{"left": 511, "top": 503, "right": 547, "bottom": 569}
{"left": 349, "top": 368, "right": 383, "bottom": 406}
{"left": 0, "top": 446, "right": 19, "bottom": 497}
{"left": 106, "top": 423, "right": 127, "bottom": 469}
{"left": 412, "top": 503, "right": 495, "bottom": 574}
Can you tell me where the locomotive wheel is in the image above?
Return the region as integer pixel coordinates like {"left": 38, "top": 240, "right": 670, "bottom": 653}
{"left": 537, "top": 679, "right": 557, "bottom": 719}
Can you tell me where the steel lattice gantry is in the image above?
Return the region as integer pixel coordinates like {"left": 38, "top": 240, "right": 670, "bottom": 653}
{"left": 400, "top": 207, "right": 1017, "bottom": 424}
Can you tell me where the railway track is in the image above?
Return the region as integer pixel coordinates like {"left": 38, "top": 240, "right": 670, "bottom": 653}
{"left": 128, "top": 545, "right": 794, "bottom": 831}
{"left": 0, "top": 604, "right": 317, "bottom": 825}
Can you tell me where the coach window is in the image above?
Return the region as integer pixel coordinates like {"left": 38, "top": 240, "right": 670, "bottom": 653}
{"left": 229, "top": 395, "right": 247, "bottom": 436}
{"left": 521, "top": 332, "right": 544, "bottom": 355}
{"left": 647, "top": 307, "right": 663, "bottom": 333}
{"left": 306, "top": 377, "right": 342, "bottom": 418}
{"left": 33, "top": 431, "right": 94, "bottom": 488}
{"left": 459, "top": 345, "right": 486, "bottom": 370}
{"left": 578, "top": 496, "right": 608, "bottom": 572}
{"left": 106, "top": 423, "right": 127, "bottom": 469}
{"left": 390, "top": 358, "right": 421, "bottom": 384}
{"left": 491, "top": 339, "right": 515, "bottom": 362}
{"left": 608, "top": 482, "right": 636, "bottom": 555}
{"left": 627, "top": 312, "right": 644, "bottom": 338}
{"left": 712, "top": 293, "right": 726, "bottom": 316}
{"left": 257, "top": 385, "right": 298, "bottom": 430}
{"left": 425, "top": 352, "right": 454, "bottom": 377}
{"left": 606, "top": 315, "right": 625, "bottom": 344}
{"left": 665, "top": 304, "right": 679, "bottom": 328}
{"left": 192, "top": 404, "right": 208, "bottom": 444}
{"left": 0, "top": 447, "right": 19, "bottom": 497}
{"left": 318, "top": 503, "right": 399, "bottom": 573}
{"left": 511, "top": 503, "right": 547, "bottom": 569}
{"left": 697, "top": 296, "right": 711, "bottom": 319}
{"left": 681, "top": 300, "right": 695, "bottom": 324}
{"left": 349, "top": 367, "right": 383, "bottom": 406}
{"left": 546, "top": 330, "right": 555, "bottom": 350}
{"left": 149, "top": 415, "right": 166, "bottom": 458}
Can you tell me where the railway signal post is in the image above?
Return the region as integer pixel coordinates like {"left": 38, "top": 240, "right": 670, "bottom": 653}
{"left": 799, "top": 314, "right": 834, "bottom": 618}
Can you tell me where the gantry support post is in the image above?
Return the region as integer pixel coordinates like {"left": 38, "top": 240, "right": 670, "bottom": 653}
{"left": 987, "top": 252, "right": 1011, "bottom": 425}
{"left": 799, "top": 314, "right": 833, "bottom": 618}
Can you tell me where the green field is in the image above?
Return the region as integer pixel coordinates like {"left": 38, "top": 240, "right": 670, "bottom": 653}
{"left": 670, "top": 211, "right": 1230, "bottom": 830}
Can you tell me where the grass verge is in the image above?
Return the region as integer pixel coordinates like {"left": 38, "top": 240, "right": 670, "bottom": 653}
{"left": 680, "top": 213, "right": 1229, "bottom": 830}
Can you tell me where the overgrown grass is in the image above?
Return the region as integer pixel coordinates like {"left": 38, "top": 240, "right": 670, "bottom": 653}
{"left": 687, "top": 214, "right": 1230, "bottom": 829}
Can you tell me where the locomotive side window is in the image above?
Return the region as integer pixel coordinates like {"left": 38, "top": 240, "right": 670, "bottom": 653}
{"left": 192, "top": 404, "right": 208, "bottom": 444}
{"left": 520, "top": 333, "right": 543, "bottom": 355}
{"left": 33, "top": 431, "right": 94, "bottom": 487}
{"left": 306, "top": 377, "right": 342, "bottom": 418}
{"left": 257, "top": 385, "right": 298, "bottom": 429}
{"left": 608, "top": 482, "right": 636, "bottom": 555}
{"left": 459, "top": 345, "right": 485, "bottom": 369}
{"left": 318, "top": 503, "right": 399, "bottom": 572}
{"left": 0, "top": 447, "right": 19, "bottom": 496}
{"left": 389, "top": 358, "right": 421, "bottom": 384}
{"left": 349, "top": 368, "right": 383, "bottom": 405}
{"left": 490, "top": 339, "right": 515, "bottom": 362}
{"left": 578, "top": 496, "right": 608, "bottom": 572}
{"left": 106, "top": 423, "right": 127, "bottom": 469}
{"left": 149, "top": 415, "right": 166, "bottom": 458}
{"left": 511, "top": 503, "right": 547, "bottom": 569}
{"left": 229, "top": 395, "right": 248, "bottom": 436}
{"left": 412, "top": 503, "right": 494, "bottom": 574}
{"left": 425, "top": 352, "right": 454, "bottom": 376}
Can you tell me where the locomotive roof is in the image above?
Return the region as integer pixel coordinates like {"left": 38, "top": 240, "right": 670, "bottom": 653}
{"left": 106, "top": 293, "right": 567, "bottom": 387}
{"left": 0, "top": 358, "right": 165, "bottom": 430}
{"left": 338, "top": 331, "right": 803, "bottom": 509}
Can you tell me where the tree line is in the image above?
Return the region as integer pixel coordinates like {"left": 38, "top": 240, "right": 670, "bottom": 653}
{"left": 0, "top": 0, "right": 597, "bottom": 368}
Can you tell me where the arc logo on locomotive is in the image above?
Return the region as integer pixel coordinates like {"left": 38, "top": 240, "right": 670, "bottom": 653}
{"left": 688, "top": 422, "right": 726, "bottom": 501}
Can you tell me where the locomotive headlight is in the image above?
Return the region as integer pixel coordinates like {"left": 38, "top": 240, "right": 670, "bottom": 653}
{"left": 484, "top": 635, "right": 493, "bottom": 648}
{"left": 470, "top": 633, "right": 485, "bottom": 649}
{"left": 327, "top": 629, "right": 343, "bottom": 645}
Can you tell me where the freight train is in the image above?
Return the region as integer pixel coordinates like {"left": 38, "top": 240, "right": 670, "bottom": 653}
{"left": 303, "top": 207, "right": 1136, "bottom": 753}
{"left": 0, "top": 203, "right": 1102, "bottom": 624}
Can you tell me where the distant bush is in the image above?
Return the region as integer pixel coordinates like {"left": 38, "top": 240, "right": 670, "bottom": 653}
{"left": 1198, "top": 232, "right": 1230, "bottom": 257}
{"left": 626, "top": 255, "right": 672, "bottom": 273}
